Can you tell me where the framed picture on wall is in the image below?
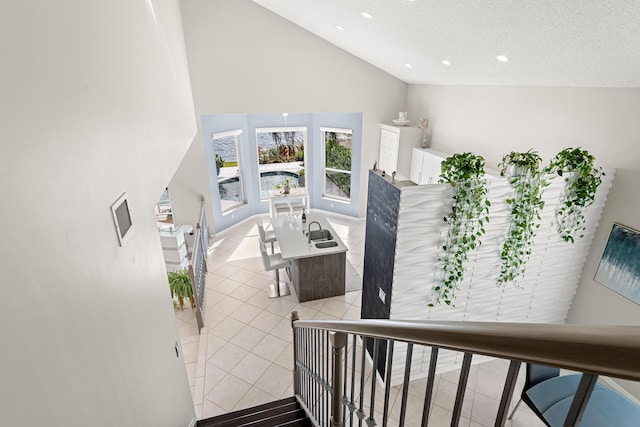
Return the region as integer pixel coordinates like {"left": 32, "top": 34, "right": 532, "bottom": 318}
{"left": 111, "top": 192, "right": 133, "bottom": 246}
{"left": 594, "top": 223, "right": 640, "bottom": 304}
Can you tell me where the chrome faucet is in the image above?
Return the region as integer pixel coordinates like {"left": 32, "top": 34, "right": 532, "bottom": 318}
{"left": 307, "top": 221, "right": 322, "bottom": 243}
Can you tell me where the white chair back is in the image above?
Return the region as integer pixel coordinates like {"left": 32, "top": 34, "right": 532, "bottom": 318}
{"left": 259, "top": 241, "right": 271, "bottom": 270}
{"left": 257, "top": 221, "right": 267, "bottom": 242}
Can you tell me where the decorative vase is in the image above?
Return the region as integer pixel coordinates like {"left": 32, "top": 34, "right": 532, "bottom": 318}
{"left": 283, "top": 185, "right": 290, "bottom": 195}
{"left": 422, "top": 132, "right": 431, "bottom": 149}
{"left": 508, "top": 165, "right": 526, "bottom": 177}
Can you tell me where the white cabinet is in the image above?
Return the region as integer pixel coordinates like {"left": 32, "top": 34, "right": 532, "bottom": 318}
{"left": 378, "top": 124, "right": 422, "bottom": 180}
{"left": 410, "top": 148, "right": 447, "bottom": 185}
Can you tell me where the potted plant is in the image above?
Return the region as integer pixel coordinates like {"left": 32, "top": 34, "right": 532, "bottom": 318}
{"left": 544, "top": 148, "right": 604, "bottom": 243}
{"left": 497, "top": 150, "right": 548, "bottom": 285}
{"left": 215, "top": 154, "right": 225, "bottom": 176}
{"left": 168, "top": 268, "right": 194, "bottom": 310}
{"left": 275, "top": 176, "right": 297, "bottom": 194}
{"left": 297, "top": 169, "right": 305, "bottom": 187}
{"left": 433, "top": 153, "right": 490, "bottom": 306}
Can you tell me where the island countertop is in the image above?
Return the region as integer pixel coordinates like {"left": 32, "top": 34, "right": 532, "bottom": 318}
{"left": 270, "top": 212, "right": 348, "bottom": 260}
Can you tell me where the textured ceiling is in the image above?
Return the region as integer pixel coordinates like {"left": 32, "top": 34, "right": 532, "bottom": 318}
{"left": 252, "top": 0, "right": 640, "bottom": 87}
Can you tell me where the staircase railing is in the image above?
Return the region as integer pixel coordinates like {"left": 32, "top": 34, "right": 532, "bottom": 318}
{"left": 188, "top": 197, "right": 209, "bottom": 332}
{"left": 290, "top": 312, "right": 640, "bottom": 427}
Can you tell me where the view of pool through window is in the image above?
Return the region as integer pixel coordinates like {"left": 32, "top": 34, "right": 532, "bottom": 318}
{"left": 203, "top": 112, "right": 362, "bottom": 230}
{"left": 213, "top": 130, "right": 245, "bottom": 213}
{"left": 255, "top": 128, "right": 306, "bottom": 200}
{"left": 217, "top": 171, "right": 300, "bottom": 201}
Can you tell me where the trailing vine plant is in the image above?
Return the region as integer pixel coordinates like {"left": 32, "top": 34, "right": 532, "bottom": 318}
{"left": 497, "top": 150, "right": 548, "bottom": 286}
{"left": 431, "top": 153, "right": 490, "bottom": 306}
{"left": 544, "top": 148, "right": 604, "bottom": 243}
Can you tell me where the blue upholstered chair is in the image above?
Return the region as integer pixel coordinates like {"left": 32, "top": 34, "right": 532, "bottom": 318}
{"left": 509, "top": 363, "right": 608, "bottom": 426}
{"left": 509, "top": 364, "right": 561, "bottom": 423}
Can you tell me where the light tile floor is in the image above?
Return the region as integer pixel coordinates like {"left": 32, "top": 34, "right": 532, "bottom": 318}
{"left": 175, "top": 211, "right": 545, "bottom": 427}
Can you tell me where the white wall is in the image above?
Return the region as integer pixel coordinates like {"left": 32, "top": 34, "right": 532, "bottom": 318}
{"left": 407, "top": 85, "right": 640, "bottom": 392}
{"left": 171, "top": 0, "right": 408, "bottom": 231}
{"left": 0, "top": 1, "right": 197, "bottom": 425}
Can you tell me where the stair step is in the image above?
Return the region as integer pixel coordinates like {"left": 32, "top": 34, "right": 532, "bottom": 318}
{"left": 210, "top": 408, "right": 303, "bottom": 427}
{"left": 242, "top": 409, "right": 306, "bottom": 427}
{"left": 276, "top": 417, "right": 312, "bottom": 427}
{"left": 197, "top": 397, "right": 304, "bottom": 427}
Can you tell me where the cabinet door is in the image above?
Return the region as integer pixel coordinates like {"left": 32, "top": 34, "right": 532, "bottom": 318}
{"left": 409, "top": 149, "right": 446, "bottom": 185}
{"left": 378, "top": 128, "right": 399, "bottom": 173}
{"left": 421, "top": 153, "right": 435, "bottom": 184}
{"left": 427, "top": 153, "right": 444, "bottom": 183}
{"left": 410, "top": 148, "right": 424, "bottom": 184}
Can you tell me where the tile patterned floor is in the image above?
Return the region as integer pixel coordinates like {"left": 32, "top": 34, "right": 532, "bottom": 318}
{"left": 175, "top": 211, "right": 545, "bottom": 426}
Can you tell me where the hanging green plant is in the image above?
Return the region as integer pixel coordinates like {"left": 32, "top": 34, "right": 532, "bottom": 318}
{"left": 544, "top": 148, "right": 604, "bottom": 243}
{"left": 431, "top": 153, "right": 490, "bottom": 306}
{"left": 497, "top": 150, "right": 548, "bottom": 285}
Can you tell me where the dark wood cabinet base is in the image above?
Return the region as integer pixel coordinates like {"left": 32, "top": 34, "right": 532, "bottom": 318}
{"left": 290, "top": 252, "right": 346, "bottom": 302}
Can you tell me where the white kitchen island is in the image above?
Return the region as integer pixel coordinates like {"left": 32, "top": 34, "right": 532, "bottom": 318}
{"left": 270, "top": 212, "right": 348, "bottom": 302}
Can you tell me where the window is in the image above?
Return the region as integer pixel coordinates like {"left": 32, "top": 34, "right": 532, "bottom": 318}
{"left": 155, "top": 188, "right": 173, "bottom": 224}
{"left": 212, "top": 130, "right": 246, "bottom": 213}
{"left": 321, "top": 127, "right": 352, "bottom": 201}
{"left": 255, "top": 127, "right": 306, "bottom": 200}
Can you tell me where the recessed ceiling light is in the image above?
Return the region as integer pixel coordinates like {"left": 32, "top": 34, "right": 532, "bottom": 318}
{"left": 441, "top": 60, "right": 451, "bottom": 66}
{"left": 335, "top": 25, "right": 344, "bottom": 31}
{"left": 361, "top": 11, "right": 373, "bottom": 19}
{"left": 405, "top": 63, "right": 413, "bottom": 69}
{"left": 496, "top": 55, "right": 509, "bottom": 62}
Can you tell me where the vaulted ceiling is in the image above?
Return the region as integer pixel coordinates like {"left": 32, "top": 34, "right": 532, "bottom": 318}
{"left": 253, "top": 0, "right": 640, "bottom": 88}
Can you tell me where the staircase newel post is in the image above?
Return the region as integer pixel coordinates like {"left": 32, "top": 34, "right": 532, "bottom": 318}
{"left": 291, "top": 311, "right": 300, "bottom": 396}
{"left": 330, "top": 332, "right": 347, "bottom": 427}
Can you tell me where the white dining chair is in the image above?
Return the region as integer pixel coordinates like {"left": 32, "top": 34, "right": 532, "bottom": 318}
{"left": 290, "top": 201, "right": 305, "bottom": 215}
{"left": 257, "top": 220, "right": 277, "bottom": 253}
{"left": 259, "top": 241, "right": 291, "bottom": 298}
{"left": 273, "top": 202, "right": 291, "bottom": 216}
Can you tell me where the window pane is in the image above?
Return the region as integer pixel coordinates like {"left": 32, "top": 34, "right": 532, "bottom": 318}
{"left": 325, "top": 171, "right": 351, "bottom": 199}
{"left": 214, "top": 133, "right": 245, "bottom": 213}
{"left": 257, "top": 131, "right": 304, "bottom": 164}
{"left": 325, "top": 131, "right": 352, "bottom": 171}
{"left": 155, "top": 189, "right": 173, "bottom": 224}
{"left": 323, "top": 129, "right": 352, "bottom": 201}
{"left": 256, "top": 129, "right": 305, "bottom": 200}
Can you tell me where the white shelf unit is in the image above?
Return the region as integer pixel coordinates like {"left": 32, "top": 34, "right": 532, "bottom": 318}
{"left": 159, "top": 225, "right": 190, "bottom": 272}
{"left": 409, "top": 148, "right": 449, "bottom": 185}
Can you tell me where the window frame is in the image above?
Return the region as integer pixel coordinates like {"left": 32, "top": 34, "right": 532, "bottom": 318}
{"left": 255, "top": 126, "right": 307, "bottom": 201}
{"left": 212, "top": 129, "right": 246, "bottom": 214}
{"left": 321, "top": 127, "right": 353, "bottom": 202}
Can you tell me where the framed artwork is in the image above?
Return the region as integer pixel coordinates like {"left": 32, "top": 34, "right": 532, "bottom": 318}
{"left": 594, "top": 223, "right": 640, "bottom": 304}
{"left": 111, "top": 192, "right": 133, "bottom": 246}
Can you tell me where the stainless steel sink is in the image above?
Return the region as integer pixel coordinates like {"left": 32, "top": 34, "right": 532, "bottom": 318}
{"left": 315, "top": 241, "right": 338, "bottom": 249}
{"left": 307, "top": 229, "right": 333, "bottom": 242}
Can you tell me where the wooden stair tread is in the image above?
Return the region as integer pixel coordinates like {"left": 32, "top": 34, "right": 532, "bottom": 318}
{"left": 197, "top": 397, "right": 308, "bottom": 427}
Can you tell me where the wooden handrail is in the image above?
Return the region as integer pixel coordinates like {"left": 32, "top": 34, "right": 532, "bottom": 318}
{"left": 293, "top": 318, "right": 640, "bottom": 382}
